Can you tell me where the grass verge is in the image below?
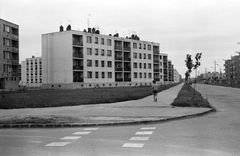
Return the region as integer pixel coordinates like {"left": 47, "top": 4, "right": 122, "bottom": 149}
{"left": 171, "top": 83, "right": 213, "bottom": 108}
{"left": 0, "top": 83, "right": 178, "bottom": 109}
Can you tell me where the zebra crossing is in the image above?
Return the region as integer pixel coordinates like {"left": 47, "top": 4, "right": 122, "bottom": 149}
{"left": 122, "top": 127, "right": 156, "bottom": 148}
{"left": 45, "top": 128, "right": 99, "bottom": 147}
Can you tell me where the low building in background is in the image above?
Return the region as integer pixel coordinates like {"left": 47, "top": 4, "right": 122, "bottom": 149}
{"left": 21, "top": 56, "right": 42, "bottom": 87}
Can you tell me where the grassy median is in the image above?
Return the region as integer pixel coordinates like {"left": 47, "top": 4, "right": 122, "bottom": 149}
{"left": 171, "top": 83, "right": 213, "bottom": 108}
{"left": 0, "top": 83, "right": 179, "bottom": 109}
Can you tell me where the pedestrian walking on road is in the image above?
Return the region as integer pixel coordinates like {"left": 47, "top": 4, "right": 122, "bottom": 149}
{"left": 151, "top": 80, "right": 159, "bottom": 102}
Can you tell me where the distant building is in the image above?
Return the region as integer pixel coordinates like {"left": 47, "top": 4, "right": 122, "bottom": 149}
{"left": 0, "top": 18, "right": 19, "bottom": 90}
{"left": 21, "top": 56, "right": 42, "bottom": 87}
{"left": 224, "top": 55, "right": 240, "bottom": 84}
{"left": 174, "top": 69, "right": 181, "bottom": 83}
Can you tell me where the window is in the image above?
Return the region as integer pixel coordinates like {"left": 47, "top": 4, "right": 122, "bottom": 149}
{"left": 134, "top": 62, "right": 137, "bottom": 68}
{"left": 107, "top": 39, "right": 111, "bottom": 46}
{"left": 87, "top": 36, "right": 92, "bottom": 43}
{"left": 95, "top": 37, "right": 98, "bottom": 44}
{"left": 148, "top": 44, "right": 151, "bottom": 50}
{"left": 133, "top": 53, "right": 137, "bottom": 59}
{"left": 87, "top": 48, "right": 92, "bottom": 55}
{"left": 87, "top": 71, "right": 92, "bottom": 78}
{"left": 108, "top": 72, "right": 112, "bottom": 78}
{"left": 148, "top": 54, "right": 151, "bottom": 60}
{"left": 144, "top": 53, "right": 146, "bottom": 59}
{"left": 160, "top": 55, "right": 162, "bottom": 59}
{"left": 139, "top": 53, "right": 142, "bottom": 59}
{"left": 140, "top": 73, "right": 142, "bottom": 78}
{"left": 107, "top": 50, "right": 112, "bottom": 56}
{"left": 102, "top": 72, "right": 105, "bottom": 78}
{"left": 4, "top": 51, "right": 10, "bottom": 59}
{"left": 107, "top": 61, "right": 112, "bottom": 67}
{"left": 160, "top": 69, "right": 163, "bottom": 73}
{"left": 101, "top": 60, "right": 105, "bottom": 67}
{"left": 95, "top": 48, "right": 98, "bottom": 55}
{"left": 3, "top": 38, "right": 10, "bottom": 46}
{"left": 139, "top": 43, "right": 142, "bottom": 49}
{"left": 144, "top": 73, "right": 147, "bottom": 78}
{"left": 148, "top": 73, "right": 152, "bottom": 78}
{"left": 139, "top": 63, "right": 142, "bottom": 69}
{"left": 95, "top": 72, "right": 99, "bottom": 78}
{"left": 101, "top": 49, "right": 105, "bottom": 56}
{"left": 160, "top": 62, "right": 162, "bottom": 66}
{"left": 148, "top": 63, "right": 151, "bottom": 69}
{"left": 134, "top": 72, "right": 137, "bottom": 78}
{"left": 101, "top": 38, "right": 104, "bottom": 45}
{"left": 3, "top": 25, "right": 10, "bottom": 33}
{"left": 144, "top": 44, "right": 146, "bottom": 49}
{"left": 95, "top": 60, "right": 98, "bottom": 67}
{"left": 144, "top": 63, "right": 146, "bottom": 69}
{"left": 87, "top": 60, "right": 92, "bottom": 67}
{"left": 133, "top": 43, "right": 137, "bottom": 49}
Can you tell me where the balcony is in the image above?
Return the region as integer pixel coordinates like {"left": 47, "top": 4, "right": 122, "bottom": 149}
{"left": 154, "top": 69, "right": 159, "bottom": 72}
{"left": 11, "top": 72, "right": 19, "bottom": 76}
{"left": 73, "top": 66, "right": 83, "bottom": 70}
{"left": 115, "top": 67, "right": 123, "bottom": 71}
{"left": 73, "top": 53, "right": 83, "bottom": 58}
{"left": 115, "top": 56, "right": 123, "bottom": 61}
{"left": 115, "top": 78, "right": 123, "bottom": 82}
{"left": 124, "top": 78, "right": 131, "bottom": 82}
{"left": 73, "top": 41, "right": 83, "bottom": 46}
{"left": 153, "top": 50, "right": 159, "bottom": 54}
{"left": 124, "top": 57, "right": 131, "bottom": 61}
{"left": 114, "top": 46, "right": 122, "bottom": 50}
{"left": 73, "top": 77, "right": 84, "bottom": 82}
{"left": 124, "top": 67, "right": 131, "bottom": 71}
{"left": 123, "top": 47, "right": 131, "bottom": 51}
{"left": 154, "top": 59, "right": 159, "bottom": 63}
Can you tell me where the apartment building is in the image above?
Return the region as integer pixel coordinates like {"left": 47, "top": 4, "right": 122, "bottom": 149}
{"left": 224, "top": 55, "right": 240, "bottom": 85}
{"left": 42, "top": 25, "right": 162, "bottom": 89}
{"left": 0, "top": 19, "right": 19, "bottom": 90}
{"left": 21, "top": 56, "right": 42, "bottom": 87}
{"left": 174, "top": 69, "right": 181, "bottom": 83}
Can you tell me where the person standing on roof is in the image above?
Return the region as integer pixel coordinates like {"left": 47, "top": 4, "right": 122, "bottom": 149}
{"left": 151, "top": 80, "right": 159, "bottom": 102}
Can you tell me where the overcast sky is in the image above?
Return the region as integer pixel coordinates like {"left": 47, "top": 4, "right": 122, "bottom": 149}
{"left": 1, "top": 0, "right": 240, "bottom": 77}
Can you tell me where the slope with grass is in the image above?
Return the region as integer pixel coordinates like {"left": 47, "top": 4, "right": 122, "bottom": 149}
{"left": 0, "top": 83, "right": 179, "bottom": 109}
{"left": 171, "top": 83, "right": 213, "bottom": 108}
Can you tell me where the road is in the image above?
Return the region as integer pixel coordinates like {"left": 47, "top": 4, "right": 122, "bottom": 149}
{"left": 0, "top": 84, "right": 240, "bottom": 156}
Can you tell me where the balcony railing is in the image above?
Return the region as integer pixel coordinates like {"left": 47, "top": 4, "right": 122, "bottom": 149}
{"left": 124, "top": 78, "right": 131, "bottom": 82}
{"left": 115, "top": 56, "right": 123, "bottom": 60}
{"left": 124, "top": 67, "right": 131, "bottom": 71}
{"left": 73, "top": 66, "right": 83, "bottom": 70}
{"left": 73, "top": 77, "right": 84, "bottom": 82}
{"left": 114, "top": 46, "right": 122, "bottom": 50}
{"left": 73, "top": 53, "right": 83, "bottom": 58}
{"left": 154, "top": 69, "right": 159, "bottom": 72}
{"left": 11, "top": 72, "right": 19, "bottom": 76}
{"left": 154, "top": 59, "right": 159, "bottom": 63}
{"left": 115, "top": 78, "right": 123, "bottom": 82}
{"left": 115, "top": 67, "right": 123, "bottom": 71}
{"left": 124, "top": 57, "right": 131, "bottom": 61}
{"left": 153, "top": 50, "right": 159, "bottom": 54}
{"left": 124, "top": 47, "right": 131, "bottom": 51}
{"left": 73, "top": 41, "right": 83, "bottom": 46}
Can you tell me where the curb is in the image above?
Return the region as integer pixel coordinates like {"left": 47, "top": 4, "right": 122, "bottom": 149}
{"left": 0, "top": 108, "right": 216, "bottom": 129}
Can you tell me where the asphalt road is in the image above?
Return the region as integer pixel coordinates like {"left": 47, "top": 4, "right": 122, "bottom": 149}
{"left": 0, "top": 84, "right": 239, "bottom": 156}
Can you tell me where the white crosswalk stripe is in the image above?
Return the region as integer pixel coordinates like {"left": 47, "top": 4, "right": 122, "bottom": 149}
{"left": 122, "top": 143, "right": 145, "bottom": 148}
{"left": 129, "top": 137, "right": 149, "bottom": 141}
{"left": 73, "top": 132, "right": 91, "bottom": 135}
{"left": 45, "top": 142, "right": 70, "bottom": 147}
{"left": 83, "top": 128, "right": 99, "bottom": 131}
{"left": 61, "top": 136, "right": 82, "bottom": 140}
{"left": 135, "top": 131, "right": 153, "bottom": 135}
{"left": 140, "top": 127, "right": 156, "bottom": 130}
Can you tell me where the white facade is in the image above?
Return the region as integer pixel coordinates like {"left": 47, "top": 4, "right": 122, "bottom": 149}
{"left": 42, "top": 26, "right": 163, "bottom": 89}
{"left": 20, "top": 56, "right": 42, "bottom": 87}
{"left": 174, "top": 69, "right": 181, "bottom": 83}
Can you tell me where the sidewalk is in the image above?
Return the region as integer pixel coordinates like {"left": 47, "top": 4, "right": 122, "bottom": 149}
{"left": 0, "top": 83, "right": 214, "bottom": 128}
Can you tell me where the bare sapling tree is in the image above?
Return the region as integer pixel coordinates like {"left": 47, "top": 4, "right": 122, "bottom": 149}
{"left": 192, "top": 52, "right": 202, "bottom": 99}
{"left": 185, "top": 54, "right": 194, "bottom": 84}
